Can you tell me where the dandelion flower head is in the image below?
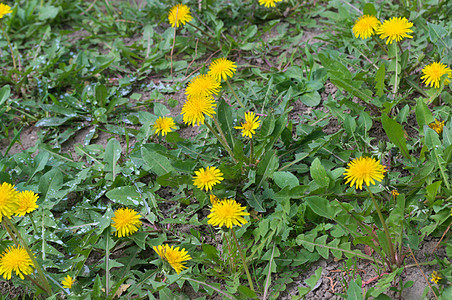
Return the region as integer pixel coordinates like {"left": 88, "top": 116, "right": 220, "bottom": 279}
{"left": 153, "top": 244, "right": 192, "bottom": 274}
{"left": 153, "top": 117, "right": 177, "bottom": 136}
{"left": 352, "top": 15, "right": 381, "bottom": 40}
{"left": 259, "top": 0, "right": 283, "bottom": 8}
{"left": 234, "top": 112, "right": 260, "bottom": 138}
{"left": 391, "top": 189, "right": 399, "bottom": 197}
{"left": 0, "top": 245, "right": 34, "bottom": 280}
{"left": 431, "top": 271, "right": 441, "bottom": 284}
{"left": 62, "top": 275, "right": 74, "bottom": 289}
{"left": 0, "top": 182, "right": 19, "bottom": 222}
{"left": 181, "top": 95, "right": 216, "bottom": 126}
{"left": 111, "top": 208, "right": 142, "bottom": 238}
{"left": 193, "top": 166, "right": 224, "bottom": 191}
{"left": 185, "top": 74, "right": 221, "bottom": 100}
{"left": 207, "top": 199, "right": 250, "bottom": 228}
{"left": 376, "top": 17, "right": 413, "bottom": 44}
{"left": 421, "top": 62, "right": 452, "bottom": 88}
{"left": 209, "top": 194, "right": 222, "bottom": 205}
{"left": 343, "top": 157, "right": 386, "bottom": 190}
{"left": 208, "top": 58, "right": 237, "bottom": 82}
{"left": 15, "top": 190, "right": 39, "bottom": 217}
{"left": 168, "top": 4, "right": 192, "bottom": 28}
{"left": 428, "top": 119, "right": 445, "bottom": 134}
{"left": 0, "top": 3, "right": 12, "bottom": 19}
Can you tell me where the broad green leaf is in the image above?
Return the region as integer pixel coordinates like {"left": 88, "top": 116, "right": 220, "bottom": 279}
{"left": 415, "top": 98, "right": 434, "bottom": 130}
{"left": 106, "top": 186, "right": 142, "bottom": 206}
{"left": 381, "top": 114, "right": 410, "bottom": 159}
{"left": 310, "top": 158, "right": 330, "bottom": 188}
{"left": 272, "top": 171, "right": 299, "bottom": 189}
{"left": 256, "top": 150, "right": 279, "bottom": 188}
{"left": 244, "top": 190, "right": 266, "bottom": 212}
{"left": 0, "top": 85, "right": 10, "bottom": 106}
{"left": 363, "top": 3, "right": 377, "bottom": 15}
{"left": 375, "top": 64, "right": 385, "bottom": 97}
{"left": 104, "top": 138, "right": 122, "bottom": 180}
{"left": 38, "top": 169, "right": 63, "bottom": 200}
{"left": 300, "top": 91, "right": 321, "bottom": 107}
{"left": 424, "top": 127, "right": 442, "bottom": 150}
{"left": 305, "top": 196, "right": 336, "bottom": 219}
{"left": 347, "top": 279, "right": 363, "bottom": 300}
{"left": 153, "top": 102, "right": 170, "bottom": 116}
{"left": 330, "top": 78, "right": 373, "bottom": 103}
{"left": 95, "top": 84, "right": 108, "bottom": 107}
{"left": 39, "top": 5, "right": 59, "bottom": 20}
{"left": 218, "top": 99, "right": 235, "bottom": 148}
{"left": 141, "top": 147, "right": 175, "bottom": 176}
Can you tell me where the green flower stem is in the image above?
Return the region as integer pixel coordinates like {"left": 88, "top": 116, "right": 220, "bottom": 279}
{"left": 371, "top": 35, "right": 388, "bottom": 55}
{"left": 393, "top": 42, "right": 399, "bottom": 96}
{"left": 3, "top": 218, "right": 52, "bottom": 295}
{"left": 231, "top": 229, "right": 255, "bottom": 293}
{"left": 105, "top": 226, "right": 111, "bottom": 296}
{"left": 205, "top": 118, "right": 237, "bottom": 162}
{"left": 226, "top": 80, "right": 245, "bottom": 109}
{"left": 223, "top": 231, "right": 236, "bottom": 272}
{"left": 250, "top": 138, "right": 254, "bottom": 165}
{"left": 28, "top": 214, "right": 39, "bottom": 242}
{"left": 0, "top": 22, "right": 17, "bottom": 71}
{"left": 366, "top": 186, "right": 396, "bottom": 269}
{"left": 170, "top": 16, "right": 177, "bottom": 77}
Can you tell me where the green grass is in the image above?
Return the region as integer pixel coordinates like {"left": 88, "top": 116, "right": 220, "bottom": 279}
{"left": 0, "top": 0, "right": 451, "bottom": 299}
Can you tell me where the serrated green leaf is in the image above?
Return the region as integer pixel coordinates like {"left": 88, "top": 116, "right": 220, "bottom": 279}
{"left": 381, "top": 114, "right": 410, "bottom": 159}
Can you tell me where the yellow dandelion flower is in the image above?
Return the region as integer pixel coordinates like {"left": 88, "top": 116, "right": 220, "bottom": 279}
{"left": 193, "top": 166, "right": 224, "bottom": 191}
{"left": 111, "top": 208, "right": 142, "bottom": 238}
{"left": 343, "top": 157, "right": 386, "bottom": 190}
{"left": 391, "top": 189, "right": 399, "bottom": 197}
{"left": 234, "top": 112, "right": 261, "bottom": 138}
{"left": 0, "top": 3, "right": 12, "bottom": 19}
{"left": 185, "top": 74, "right": 221, "bottom": 100}
{"left": 168, "top": 4, "right": 192, "bottom": 28}
{"left": 153, "top": 244, "right": 192, "bottom": 274}
{"left": 0, "top": 245, "right": 34, "bottom": 280}
{"left": 352, "top": 15, "right": 381, "bottom": 39}
{"left": 181, "top": 95, "right": 216, "bottom": 126}
{"left": 259, "top": 0, "right": 283, "bottom": 8}
{"left": 431, "top": 271, "right": 441, "bottom": 284}
{"left": 153, "top": 117, "right": 177, "bottom": 136}
{"left": 209, "top": 194, "right": 221, "bottom": 205}
{"left": 0, "top": 182, "right": 19, "bottom": 222}
{"left": 428, "top": 119, "right": 445, "bottom": 134}
{"left": 15, "top": 191, "right": 39, "bottom": 217}
{"left": 376, "top": 17, "right": 413, "bottom": 44}
{"left": 208, "top": 58, "right": 237, "bottom": 82}
{"left": 62, "top": 275, "right": 74, "bottom": 289}
{"left": 207, "top": 199, "right": 250, "bottom": 228}
{"left": 421, "top": 62, "right": 452, "bottom": 88}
